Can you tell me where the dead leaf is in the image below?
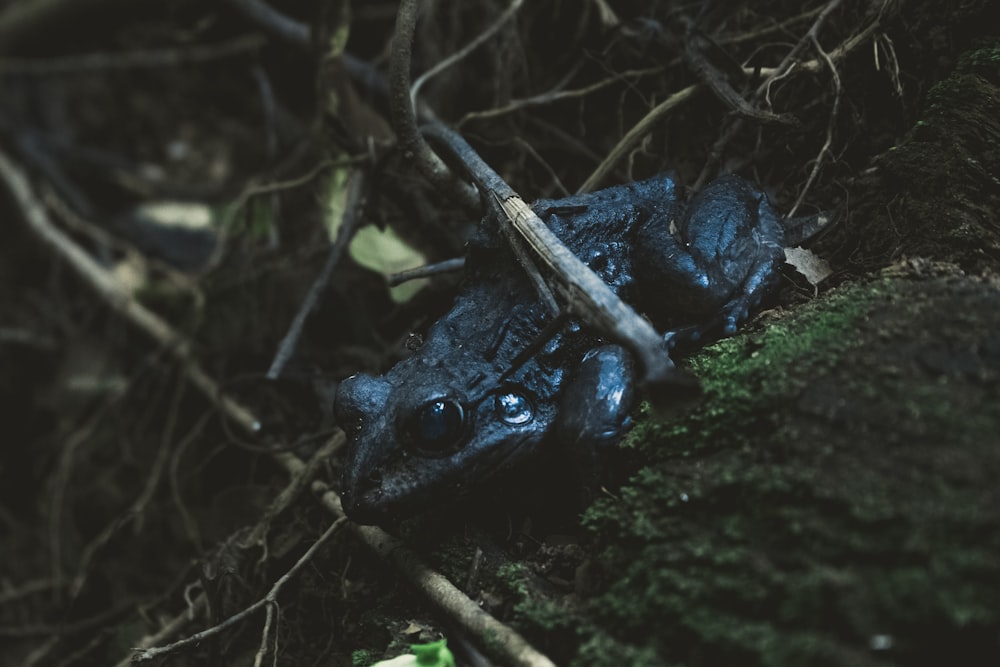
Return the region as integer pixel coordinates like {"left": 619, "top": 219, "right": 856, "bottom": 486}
{"left": 784, "top": 246, "right": 832, "bottom": 286}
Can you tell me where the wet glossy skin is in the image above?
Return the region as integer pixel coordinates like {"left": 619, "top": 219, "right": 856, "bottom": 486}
{"left": 335, "top": 173, "right": 787, "bottom": 523}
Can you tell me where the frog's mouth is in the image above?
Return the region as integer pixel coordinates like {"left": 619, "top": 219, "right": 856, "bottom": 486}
{"left": 341, "top": 431, "right": 541, "bottom": 524}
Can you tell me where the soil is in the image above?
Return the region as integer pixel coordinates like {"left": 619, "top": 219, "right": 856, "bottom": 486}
{"left": 1, "top": 1, "right": 999, "bottom": 666}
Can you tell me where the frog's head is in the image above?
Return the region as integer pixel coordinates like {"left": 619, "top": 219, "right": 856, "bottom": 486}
{"left": 334, "top": 352, "right": 554, "bottom": 523}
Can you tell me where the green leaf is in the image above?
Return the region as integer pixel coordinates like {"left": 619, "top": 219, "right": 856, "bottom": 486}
{"left": 368, "top": 639, "right": 454, "bottom": 667}
{"left": 348, "top": 224, "right": 428, "bottom": 303}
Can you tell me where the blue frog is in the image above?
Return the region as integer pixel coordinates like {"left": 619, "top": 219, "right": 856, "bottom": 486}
{"left": 336, "top": 172, "right": 815, "bottom": 523}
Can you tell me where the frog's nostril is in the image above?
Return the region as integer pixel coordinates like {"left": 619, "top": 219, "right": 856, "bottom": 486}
{"left": 334, "top": 373, "right": 390, "bottom": 434}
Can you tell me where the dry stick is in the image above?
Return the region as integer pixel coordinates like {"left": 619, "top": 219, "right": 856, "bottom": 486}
{"left": 422, "top": 123, "right": 682, "bottom": 385}
{"left": 0, "top": 34, "right": 266, "bottom": 76}
{"left": 66, "top": 408, "right": 211, "bottom": 601}
{"left": 790, "top": 35, "right": 842, "bottom": 217}
{"left": 110, "top": 595, "right": 208, "bottom": 667}
{"left": 757, "top": 0, "right": 846, "bottom": 104}
{"left": 224, "top": 0, "right": 309, "bottom": 47}
{"left": 48, "top": 394, "right": 125, "bottom": 604}
{"left": 247, "top": 434, "right": 346, "bottom": 547}
{"left": 410, "top": 0, "right": 525, "bottom": 105}
{"left": 0, "top": 146, "right": 558, "bottom": 667}
{"left": 721, "top": 5, "right": 825, "bottom": 45}
{"left": 458, "top": 66, "right": 662, "bottom": 126}
{"left": 0, "top": 579, "right": 58, "bottom": 606}
{"left": 682, "top": 29, "right": 797, "bottom": 126}
{"left": 267, "top": 170, "right": 367, "bottom": 379}
{"left": 692, "top": 0, "right": 848, "bottom": 190}
{"left": 132, "top": 518, "right": 348, "bottom": 663}
{"left": 390, "top": 0, "right": 479, "bottom": 213}
{"left": 0, "top": 148, "right": 262, "bottom": 435}
{"left": 44, "top": 191, "right": 205, "bottom": 313}
{"left": 577, "top": 83, "right": 701, "bottom": 193}
{"left": 585, "top": 0, "right": 885, "bottom": 195}
{"left": 388, "top": 257, "right": 466, "bottom": 286}
{"left": 225, "top": 0, "right": 441, "bottom": 125}
{"left": 313, "top": 483, "right": 559, "bottom": 667}
{"left": 111, "top": 436, "right": 339, "bottom": 667}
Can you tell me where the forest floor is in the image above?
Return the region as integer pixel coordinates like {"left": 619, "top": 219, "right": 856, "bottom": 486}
{"left": 1, "top": 1, "right": 999, "bottom": 666}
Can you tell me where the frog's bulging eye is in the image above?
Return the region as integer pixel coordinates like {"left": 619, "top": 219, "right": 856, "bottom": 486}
{"left": 497, "top": 391, "right": 532, "bottom": 425}
{"left": 405, "top": 399, "right": 466, "bottom": 454}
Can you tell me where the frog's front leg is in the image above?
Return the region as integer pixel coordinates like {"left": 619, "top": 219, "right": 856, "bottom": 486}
{"left": 633, "top": 174, "right": 786, "bottom": 342}
{"left": 554, "top": 345, "right": 636, "bottom": 500}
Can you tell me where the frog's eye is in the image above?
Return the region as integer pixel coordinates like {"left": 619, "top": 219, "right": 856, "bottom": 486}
{"left": 404, "top": 399, "right": 466, "bottom": 454}
{"left": 496, "top": 391, "right": 532, "bottom": 425}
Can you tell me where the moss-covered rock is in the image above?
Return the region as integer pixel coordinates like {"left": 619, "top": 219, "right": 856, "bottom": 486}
{"left": 554, "top": 266, "right": 1000, "bottom": 666}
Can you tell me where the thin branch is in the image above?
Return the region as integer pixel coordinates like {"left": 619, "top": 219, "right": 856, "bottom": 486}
{"left": 693, "top": 5, "right": 886, "bottom": 189}
{"left": 584, "top": 0, "right": 889, "bottom": 194}
{"left": 267, "top": 170, "right": 368, "bottom": 379}
{"left": 790, "top": 35, "right": 841, "bottom": 216}
{"left": 0, "top": 146, "right": 262, "bottom": 435}
{"left": 719, "top": 5, "right": 825, "bottom": 45}
{"left": 756, "top": 0, "right": 846, "bottom": 104}
{"left": 458, "top": 66, "right": 661, "bottom": 126}
{"left": 577, "top": 84, "right": 700, "bottom": 193}
{"left": 110, "top": 593, "right": 207, "bottom": 667}
{"left": 389, "top": 0, "right": 479, "bottom": 212}
{"left": 2, "top": 140, "right": 557, "bottom": 667}
{"left": 423, "top": 124, "right": 683, "bottom": 387}
{"left": 0, "top": 34, "right": 266, "bottom": 76}
{"left": 682, "top": 30, "right": 798, "bottom": 125}
{"left": 388, "top": 257, "right": 466, "bottom": 286}
{"left": 410, "top": 0, "right": 524, "bottom": 104}
{"left": 132, "top": 518, "right": 347, "bottom": 663}
{"left": 224, "top": 0, "right": 309, "bottom": 47}
{"left": 313, "top": 483, "right": 558, "bottom": 667}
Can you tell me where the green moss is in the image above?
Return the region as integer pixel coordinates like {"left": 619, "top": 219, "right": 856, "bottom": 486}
{"left": 515, "top": 273, "right": 1000, "bottom": 666}
{"left": 692, "top": 287, "right": 866, "bottom": 404}
{"left": 957, "top": 42, "right": 1000, "bottom": 81}
{"left": 352, "top": 648, "right": 380, "bottom": 666}
{"left": 490, "top": 561, "right": 530, "bottom": 600}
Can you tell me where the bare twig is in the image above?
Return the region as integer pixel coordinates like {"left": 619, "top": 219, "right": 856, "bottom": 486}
{"left": 248, "top": 434, "right": 346, "bottom": 546}
{"left": 390, "top": 0, "right": 479, "bottom": 212}
{"left": 683, "top": 34, "right": 798, "bottom": 125}
{"left": 577, "top": 84, "right": 700, "bottom": 193}
{"left": 2, "top": 125, "right": 558, "bottom": 667}
{"left": 132, "top": 518, "right": 347, "bottom": 663}
{"left": 388, "top": 257, "right": 466, "bottom": 286}
{"left": 693, "top": 2, "right": 886, "bottom": 189}
{"left": 64, "top": 393, "right": 207, "bottom": 601}
{"left": 49, "top": 395, "right": 126, "bottom": 603}
{"left": 0, "top": 34, "right": 266, "bottom": 76}
{"left": 0, "top": 579, "right": 58, "bottom": 606}
{"left": 0, "top": 146, "right": 262, "bottom": 433}
{"left": 756, "top": 0, "right": 846, "bottom": 105}
{"left": 457, "top": 66, "right": 661, "bottom": 126}
{"left": 313, "top": 483, "right": 558, "bottom": 667}
{"left": 720, "top": 5, "right": 825, "bottom": 45}
{"left": 411, "top": 0, "right": 524, "bottom": 104}
{"left": 224, "top": 0, "right": 309, "bottom": 47}
{"left": 423, "top": 124, "right": 683, "bottom": 387}
{"left": 267, "top": 170, "right": 367, "bottom": 379}
{"left": 790, "top": 35, "right": 842, "bottom": 216}
{"left": 111, "top": 595, "right": 208, "bottom": 667}
{"left": 44, "top": 190, "right": 205, "bottom": 311}
{"left": 585, "top": 0, "right": 890, "bottom": 195}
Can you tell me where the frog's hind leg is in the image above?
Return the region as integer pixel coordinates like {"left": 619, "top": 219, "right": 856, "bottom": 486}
{"left": 710, "top": 204, "right": 837, "bottom": 336}
{"left": 554, "top": 345, "right": 636, "bottom": 503}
